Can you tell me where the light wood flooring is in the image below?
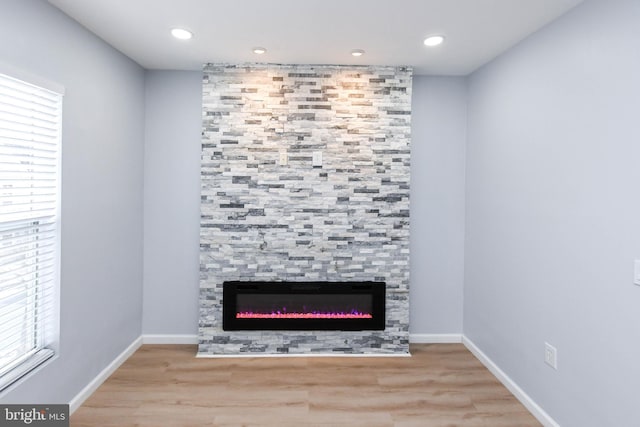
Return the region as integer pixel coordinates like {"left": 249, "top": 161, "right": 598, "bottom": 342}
{"left": 71, "top": 344, "right": 541, "bottom": 427}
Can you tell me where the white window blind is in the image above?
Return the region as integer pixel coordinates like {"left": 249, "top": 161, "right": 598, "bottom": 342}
{"left": 0, "top": 71, "right": 61, "bottom": 391}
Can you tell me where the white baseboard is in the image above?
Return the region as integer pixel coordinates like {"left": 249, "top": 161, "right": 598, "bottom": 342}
{"left": 143, "top": 334, "right": 466, "bottom": 350}
{"left": 462, "top": 336, "right": 560, "bottom": 427}
{"left": 142, "top": 334, "right": 199, "bottom": 344}
{"left": 153, "top": 333, "right": 464, "bottom": 349}
{"left": 144, "top": 334, "right": 462, "bottom": 346}
{"left": 69, "top": 336, "right": 142, "bottom": 414}
{"left": 409, "top": 333, "right": 463, "bottom": 343}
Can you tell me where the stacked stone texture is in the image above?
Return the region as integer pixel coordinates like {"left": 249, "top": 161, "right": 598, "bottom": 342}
{"left": 199, "top": 64, "right": 412, "bottom": 355}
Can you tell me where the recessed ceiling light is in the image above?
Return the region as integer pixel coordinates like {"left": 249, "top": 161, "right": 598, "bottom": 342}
{"left": 171, "top": 28, "right": 193, "bottom": 40}
{"left": 351, "top": 49, "right": 365, "bottom": 57}
{"left": 423, "top": 35, "right": 445, "bottom": 47}
{"left": 253, "top": 47, "right": 267, "bottom": 54}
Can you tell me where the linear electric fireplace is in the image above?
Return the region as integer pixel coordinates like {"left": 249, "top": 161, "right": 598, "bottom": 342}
{"left": 223, "top": 281, "right": 385, "bottom": 331}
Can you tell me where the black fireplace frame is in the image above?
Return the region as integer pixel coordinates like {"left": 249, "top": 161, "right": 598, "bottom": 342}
{"left": 222, "top": 281, "right": 385, "bottom": 331}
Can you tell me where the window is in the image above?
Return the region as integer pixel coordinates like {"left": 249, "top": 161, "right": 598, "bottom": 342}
{"left": 0, "top": 71, "right": 62, "bottom": 391}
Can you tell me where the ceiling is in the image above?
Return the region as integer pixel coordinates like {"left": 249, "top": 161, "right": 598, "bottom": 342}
{"left": 47, "top": 0, "right": 583, "bottom": 75}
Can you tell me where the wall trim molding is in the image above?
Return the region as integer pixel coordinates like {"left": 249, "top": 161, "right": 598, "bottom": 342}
{"left": 142, "top": 334, "right": 199, "bottom": 345}
{"left": 462, "top": 335, "right": 560, "bottom": 427}
{"left": 69, "top": 336, "right": 142, "bottom": 414}
{"left": 409, "top": 333, "right": 462, "bottom": 343}
{"left": 142, "top": 333, "right": 462, "bottom": 345}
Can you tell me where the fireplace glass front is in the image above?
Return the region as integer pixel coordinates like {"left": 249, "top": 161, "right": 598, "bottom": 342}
{"left": 222, "top": 281, "right": 385, "bottom": 331}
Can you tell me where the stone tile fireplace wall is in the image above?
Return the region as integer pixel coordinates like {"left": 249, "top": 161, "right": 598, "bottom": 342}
{"left": 198, "top": 64, "right": 412, "bottom": 355}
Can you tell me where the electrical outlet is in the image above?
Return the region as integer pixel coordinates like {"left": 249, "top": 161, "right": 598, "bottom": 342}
{"left": 634, "top": 260, "right": 640, "bottom": 286}
{"left": 544, "top": 342, "right": 558, "bottom": 370}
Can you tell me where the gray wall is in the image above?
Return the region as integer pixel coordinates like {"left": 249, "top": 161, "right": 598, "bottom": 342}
{"left": 410, "top": 77, "right": 466, "bottom": 334}
{"left": 0, "top": 0, "right": 145, "bottom": 404}
{"left": 141, "top": 72, "right": 466, "bottom": 337}
{"left": 142, "top": 71, "right": 202, "bottom": 335}
{"left": 465, "top": 0, "right": 640, "bottom": 425}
